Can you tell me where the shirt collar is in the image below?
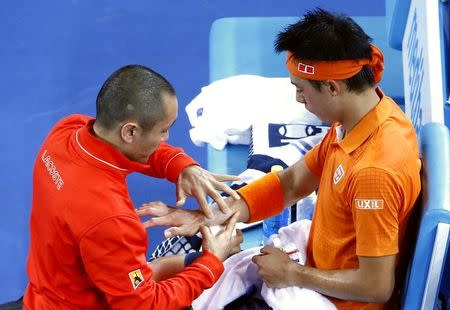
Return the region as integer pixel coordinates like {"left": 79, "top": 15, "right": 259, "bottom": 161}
{"left": 337, "top": 87, "right": 393, "bottom": 154}
{"left": 74, "top": 119, "right": 150, "bottom": 174}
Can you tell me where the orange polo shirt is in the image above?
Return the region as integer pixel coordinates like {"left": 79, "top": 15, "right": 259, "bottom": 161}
{"left": 304, "top": 88, "right": 421, "bottom": 309}
{"left": 24, "top": 114, "right": 224, "bottom": 310}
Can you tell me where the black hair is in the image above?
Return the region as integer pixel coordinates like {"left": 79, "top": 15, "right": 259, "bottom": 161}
{"left": 96, "top": 65, "right": 175, "bottom": 131}
{"left": 275, "top": 8, "right": 375, "bottom": 92}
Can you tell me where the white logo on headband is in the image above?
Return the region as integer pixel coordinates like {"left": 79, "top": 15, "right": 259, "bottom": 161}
{"left": 297, "top": 63, "right": 315, "bottom": 75}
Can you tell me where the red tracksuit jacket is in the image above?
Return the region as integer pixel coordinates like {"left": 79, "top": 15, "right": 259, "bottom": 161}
{"left": 24, "top": 115, "right": 223, "bottom": 309}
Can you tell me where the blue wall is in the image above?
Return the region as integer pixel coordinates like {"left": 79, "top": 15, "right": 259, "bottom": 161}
{"left": 0, "top": 0, "right": 384, "bottom": 303}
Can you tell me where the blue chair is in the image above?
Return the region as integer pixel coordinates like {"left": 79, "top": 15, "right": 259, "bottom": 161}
{"left": 402, "top": 123, "right": 450, "bottom": 309}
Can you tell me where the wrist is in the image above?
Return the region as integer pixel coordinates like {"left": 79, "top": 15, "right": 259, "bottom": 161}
{"left": 169, "top": 157, "right": 199, "bottom": 183}
{"left": 287, "top": 261, "right": 304, "bottom": 287}
{"left": 204, "top": 196, "right": 241, "bottom": 226}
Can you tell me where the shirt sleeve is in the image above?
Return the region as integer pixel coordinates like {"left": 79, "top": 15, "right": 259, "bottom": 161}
{"left": 304, "top": 125, "right": 334, "bottom": 177}
{"left": 143, "top": 142, "right": 199, "bottom": 182}
{"left": 79, "top": 216, "right": 223, "bottom": 310}
{"left": 346, "top": 167, "right": 404, "bottom": 257}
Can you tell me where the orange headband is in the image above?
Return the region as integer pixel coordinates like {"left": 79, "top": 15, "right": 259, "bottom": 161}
{"left": 286, "top": 44, "right": 384, "bottom": 84}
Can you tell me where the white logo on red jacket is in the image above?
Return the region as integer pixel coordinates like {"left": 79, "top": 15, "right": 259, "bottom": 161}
{"left": 41, "top": 149, "right": 64, "bottom": 190}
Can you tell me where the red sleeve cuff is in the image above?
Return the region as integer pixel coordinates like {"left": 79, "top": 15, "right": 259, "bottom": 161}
{"left": 164, "top": 153, "right": 199, "bottom": 183}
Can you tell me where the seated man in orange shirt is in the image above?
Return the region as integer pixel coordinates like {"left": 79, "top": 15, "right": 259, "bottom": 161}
{"left": 137, "top": 9, "right": 421, "bottom": 309}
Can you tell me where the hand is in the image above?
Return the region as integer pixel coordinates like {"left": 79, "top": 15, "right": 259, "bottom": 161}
{"left": 252, "top": 246, "right": 298, "bottom": 288}
{"left": 177, "top": 165, "right": 240, "bottom": 218}
{"left": 136, "top": 201, "right": 206, "bottom": 238}
{"left": 200, "top": 212, "right": 243, "bottom": 261}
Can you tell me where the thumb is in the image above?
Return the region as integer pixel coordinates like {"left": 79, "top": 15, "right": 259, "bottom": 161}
{"left": 176, "top": 189, "right": 187, "bottom": 207}
{"left": 260, "top": 245, "right": 277, "bottom": 255}
{"left": 164, "top": 227, "right": 179, "bottom": 239}
{"left": 199, "top": 225, "right": 213, "bottom": 252}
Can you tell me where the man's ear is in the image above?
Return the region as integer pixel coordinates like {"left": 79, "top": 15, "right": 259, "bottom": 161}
{"left": 120, "top": 122, "right": 139, "bottom": 143}
{"left": 324, "top": 80, "right": 341, "bottom": 97}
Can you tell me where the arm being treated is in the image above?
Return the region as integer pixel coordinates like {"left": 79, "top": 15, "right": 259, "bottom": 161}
{"left": 206, "top": 158, "right": 320, "bottom": 225}
{"left": 279, "top": 157, "right": 320, "bottom": 206}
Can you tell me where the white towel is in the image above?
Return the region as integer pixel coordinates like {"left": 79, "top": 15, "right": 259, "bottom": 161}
{"left": 192, "top": 247, "right": 262, "bottom": 309}
{"left": 250, "top": 121, "right": 327, "bottom": 167}
{"left": 262, "top": 221, "right": 335, "bottom": 310}
{"left": 192, "top": 220, "right": 336, "bottom": 310}
{"left": 186, "top": 75, "right": 321, "bottom": 150}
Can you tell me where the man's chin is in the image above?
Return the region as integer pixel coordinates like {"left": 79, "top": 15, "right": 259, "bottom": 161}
{"left": 140, "top": 156, "right": 151, "bottom": 164}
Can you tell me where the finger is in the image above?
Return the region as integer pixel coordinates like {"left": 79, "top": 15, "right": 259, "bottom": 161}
{"left": 231, "top": 234, "right": 244, "bottom": 249}
{"left": 213, "top": 181, "right": 241, "bottom": 201}
{"left": 199, "top": 225, "right": 213, "bottom": 251}
{"left": 142, "top": 216, "right": 174, "bottom": 228}
{"left": 175, "top": 187, "right": 187, "bottom": 207}
{"left": 164, "top": 226, "right": 197, "bottom": 238}
{"left": 199, "top": 225, "right": 212, "bottom": 240}
{"left": 251, "top": 254, "right": 263, "bottom": 265}
{"left": 142, "top": 219, "right": 156, "bottom": 228}
{"left": 265, "top": 281, "right": 274, "bottom": 289}
{"left": 230, "top": 245, "right": 242, "bottom": 255}
{"left": 233, "top": 229, "right": 244, "bottom": 245}
{"left": 207, "top": 190, "right": 230, "bottom": 214}
{"left": 235, "top": 229, "right": 243, "bottom": 237}
{"left": 195, "top": 194, "right": 214, "bottom": 219}
{"left": 210, "top": 173, "right": 240, "bottom": 182}
{"left": 136, "top": 201, "right": 171, "bottom": 216}
{"left": 260, "top": 246, "right": 276, "bottom": 255}
{"left": 164, "top": 228, "right": 175, "bottom": 239}
{"left": 141, "top": 201, "right": 168, "bottom": 208}
{"left": 224, "top": 212, "right": 240, "bottom": 235}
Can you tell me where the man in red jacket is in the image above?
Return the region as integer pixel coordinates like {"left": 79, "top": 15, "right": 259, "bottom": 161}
{"left": 24, "top": 65, "right": 242, "bottom": 309}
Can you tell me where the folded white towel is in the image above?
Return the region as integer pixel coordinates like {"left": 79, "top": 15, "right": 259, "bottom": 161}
{"left": 262, "top": 221, "right": 336, "bottom": 310}
{"left": 192, "top": 247, "right": 262, "bottom": 310}
{"left": 186, "top": 75, "right": 322, "bottom": 150}
{"left": 192, "top": 220, "right": 336, "bottom": 310}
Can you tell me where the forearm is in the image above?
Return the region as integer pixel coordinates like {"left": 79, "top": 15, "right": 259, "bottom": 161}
{"left": 148, "top": 255, "right": 186, "bottom": 281}
{"left": 207, "top": 159, "right": 319, "bottom": 226}
{"left": 288, "top": 263, "right": 394, "bottom": 303}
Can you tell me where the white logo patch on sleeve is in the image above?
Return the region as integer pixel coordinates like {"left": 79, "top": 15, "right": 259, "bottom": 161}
{"left": 129, "top": 269, "right": 144, "bottom": 289}
{"left": 355, "top": 199, "right": 384, "bottom": 210}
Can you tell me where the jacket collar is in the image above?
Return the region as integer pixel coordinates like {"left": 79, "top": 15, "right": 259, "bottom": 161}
{"left": 74, "top": 119, "right": 150, "bottom": 174}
